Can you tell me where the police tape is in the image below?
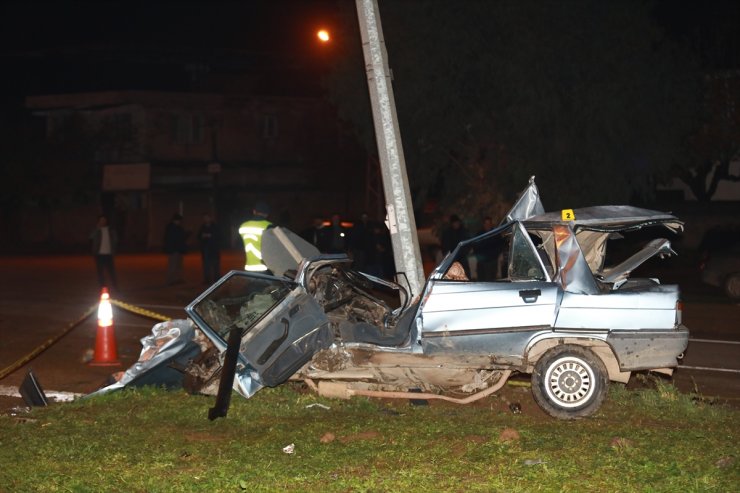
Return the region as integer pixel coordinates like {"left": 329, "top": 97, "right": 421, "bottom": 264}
{"left": 109, "top": 299, "right": 172, "bottom": 322}
{"left": 0, "top": 299, "right": 172, "bottom": 382}
{"left": 0, "top": 305, "right": 97, "bottom": 381}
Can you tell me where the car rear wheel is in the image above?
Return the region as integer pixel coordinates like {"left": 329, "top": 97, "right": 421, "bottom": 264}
{"left": 531, "top": 345, "right": 609, "bottom": 419}
{"left": 724, "top": 273, "right": 740, "bottom": 300}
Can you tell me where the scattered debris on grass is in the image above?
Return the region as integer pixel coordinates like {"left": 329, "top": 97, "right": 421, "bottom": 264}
{"left": 306, "top": 403, "right": 330, "bottom": 410}
{"left": 523, "top": 459, "right": 546, "bottom": 466}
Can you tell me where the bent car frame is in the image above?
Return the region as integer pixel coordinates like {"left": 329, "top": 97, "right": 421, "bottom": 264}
{"left": 176, "top": 178, "right": 689, "bottom": 419}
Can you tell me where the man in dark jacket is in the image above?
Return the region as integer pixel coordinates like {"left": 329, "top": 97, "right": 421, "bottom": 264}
{"left": 198, "top": 213, "right": 220, "bottom": 284}
{"left": 164, "top": 213, "right": 187, "bottom": 285}
{"left": 318, "top": 213, "right": 351, "bottom": 254}
{"left": 90, "top": 214, "right": 118, "bottom": 290}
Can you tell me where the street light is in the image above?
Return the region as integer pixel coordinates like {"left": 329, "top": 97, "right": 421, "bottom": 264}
{"left": 316, "top": 29, "right": 330, "bottom": 43}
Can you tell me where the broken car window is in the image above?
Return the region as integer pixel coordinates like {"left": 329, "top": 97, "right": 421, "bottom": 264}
{"left": 509, "top": 224, "right": 547, "bottom": 281}
{"left": 444, "top": 222, "right": 545, "bottom": 282}
{"left": 192, "top": 275, "right": 293, "bottom": 341}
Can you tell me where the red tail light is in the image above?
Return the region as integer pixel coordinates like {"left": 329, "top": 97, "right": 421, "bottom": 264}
{"left": 675, "top": 300, "right": 683, "bottom": 325}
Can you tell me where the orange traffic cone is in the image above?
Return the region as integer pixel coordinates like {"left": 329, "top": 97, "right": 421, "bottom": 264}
{"left": 90, "top": 287, "right": 120, "bottom": 366}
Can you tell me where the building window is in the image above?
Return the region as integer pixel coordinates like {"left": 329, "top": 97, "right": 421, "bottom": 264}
{"left": 172, "top": 114, "right": 186, "bottom": 144}
{"left": 95, "top": 112, "right": 135, "bottom": 162}
{"left": 172, "top": 113, "right": 205, "bottom": 144}
{"left": 192, "top": 114, "right": 204, "bottom": 143}
{"left": 262, "top": 114, "right": 278, "bottom": 139}
{"left": 103, "top": 113, "right": 133, "bottom": 142}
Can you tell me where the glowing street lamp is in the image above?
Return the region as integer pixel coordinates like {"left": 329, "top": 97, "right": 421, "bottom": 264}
{"left": 317, "top": 29, "right": 330, "bottom": 43}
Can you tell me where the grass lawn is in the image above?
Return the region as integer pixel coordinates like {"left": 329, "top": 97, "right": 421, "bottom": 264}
{"left": 1, "top": 378, "right": 737, "bottom": 492}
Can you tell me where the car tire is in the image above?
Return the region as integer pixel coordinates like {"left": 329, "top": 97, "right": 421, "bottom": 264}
{"left": 724, "top": 272, "right": 740, "bottom": 300}
{"left": 531, "top": 345, "right": 609, "bottom": 419}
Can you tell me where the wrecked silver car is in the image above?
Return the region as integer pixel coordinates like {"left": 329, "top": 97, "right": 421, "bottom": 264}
{"left": 174, "top": 178, "right": 687, "bottom": 419}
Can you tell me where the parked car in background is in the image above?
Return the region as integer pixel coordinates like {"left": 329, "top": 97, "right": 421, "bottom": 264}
{"left": 701, "top": 244, "right": 740, "bottom": 300}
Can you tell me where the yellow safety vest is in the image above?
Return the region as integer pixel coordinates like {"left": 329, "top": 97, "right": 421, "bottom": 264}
{"left": 238, "top": 219, "right": 272, "bottom": 271}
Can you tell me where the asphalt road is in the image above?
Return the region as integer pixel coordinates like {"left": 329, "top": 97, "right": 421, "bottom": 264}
{"left": 0, "top": 251, "right": 246, "bottom": 409}
{"left": 0, "top": 251, "right": 738, "bottom": 411}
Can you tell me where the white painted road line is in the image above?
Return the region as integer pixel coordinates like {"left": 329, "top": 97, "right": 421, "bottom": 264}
{"left": 678, "top": 365, "right": 740, "bottom": 374}
{"left": 688, "top": 338, "right": 740, "bottom": 345}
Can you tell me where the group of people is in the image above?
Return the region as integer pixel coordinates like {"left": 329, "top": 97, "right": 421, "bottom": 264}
{"left": 89, "top": 204, "right": 396, "bottom": 291}
{"left": 239, "top": 205, "right": 395, "bottom": 279}
{"left": 90, "top": 212, "right": 222, "bottom": 291}
{"left": 440, "top": 213, "right": 499, "bottom": 281}
{"left": 299, "top": 212, "right": 394, "bottom": 279}
{"left": 161, "top": 212, "right": 222, "bottom": 286}
{"left": 90, "top": 206, "right": 506, "bottom": 292}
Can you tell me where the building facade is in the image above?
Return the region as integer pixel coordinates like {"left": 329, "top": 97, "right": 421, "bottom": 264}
{"left": 22, "top": 90, "right": 366, "bottom": 251}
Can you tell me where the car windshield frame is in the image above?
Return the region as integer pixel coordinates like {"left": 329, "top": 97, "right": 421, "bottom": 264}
{"left": 186, "top": 270, "right": 296, "bottom": 348}
{"left": 432, "top": 221, "right": 551, "bottom": 283}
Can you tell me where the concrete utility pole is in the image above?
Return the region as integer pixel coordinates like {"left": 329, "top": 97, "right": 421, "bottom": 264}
{"left": 355, "top": 0, "right": 425, "bottom": 296}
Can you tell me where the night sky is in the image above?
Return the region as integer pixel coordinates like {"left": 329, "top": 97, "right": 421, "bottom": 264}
{"left": 1, "top": 0, "right": 739, "bottom": 246}
{"left": 2, "top": 0, "right": 738, "bottom": 110}
{"left": 0, "top": 0, "right": 341, "bottom": 108}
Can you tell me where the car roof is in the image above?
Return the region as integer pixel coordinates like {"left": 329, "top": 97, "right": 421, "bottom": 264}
{"left": 522, "top": 205, "right": 683, "bottom": 233}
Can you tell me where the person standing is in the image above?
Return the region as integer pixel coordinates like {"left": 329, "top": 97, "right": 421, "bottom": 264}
{"left": 300, "top": 216, "right": 325, "bottom": 248}
{"left": 238, "top": 202, "right": 272, "bottom": 272}
{"left": 90, "top": 214, "right": 118, "bottom": 290}
{"left": 349, "top": 212, "right": 374, "bottom": 272}
{"left": 164, "top": 213, "right": 187, "bottom": 285}
{"left": 367, "top": 221, "right": 393, "bottom": 279}
{"left": 473, "top": 216, "right": 497, "bottom": 281}
{"left": 198, "top": 213, "right": 220, "bottom": 284}
{"left": 441, "top": 214, "right": 470, "bottom": 277}
{"left": 319, "top": 213, "right": 350, "bottom": 254}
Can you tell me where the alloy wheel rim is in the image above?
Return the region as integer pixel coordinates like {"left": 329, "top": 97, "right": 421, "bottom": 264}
{"left": 544, "top": 356, "right": 596, "bottom": 408}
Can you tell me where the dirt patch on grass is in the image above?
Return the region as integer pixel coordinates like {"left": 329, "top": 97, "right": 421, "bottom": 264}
{"left": 0, "top": 395, "right": 25, "bottom": 414}
{"left": 449, "top": 434, "right": 489, "bottom": 456}
{"left": 182, "top": 430, "right": 224, "bottom": 443}
{"left": 339, "top": 430, "right": 382, "bottom": 443}
{"left": 381, "top": 380, "right": 552, "bottom": 421}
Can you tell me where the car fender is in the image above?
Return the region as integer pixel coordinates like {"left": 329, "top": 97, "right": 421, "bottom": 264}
{"left": 525, "top": 336, "right": 631, "bottom": 383}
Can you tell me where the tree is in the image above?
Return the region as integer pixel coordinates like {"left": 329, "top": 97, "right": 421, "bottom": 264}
{"left": 324, "top": 0, "right": 701, "bottom": 218}
{"left": 674, "top": 72, "right": 740, "bottom": 201}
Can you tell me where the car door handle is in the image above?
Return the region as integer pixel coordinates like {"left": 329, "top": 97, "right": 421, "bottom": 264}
{"left": 257, "top": 318, "right": 290, "bottom": 365}
{"left": 519, "top": 289, "right": 541, "bottom": 303}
